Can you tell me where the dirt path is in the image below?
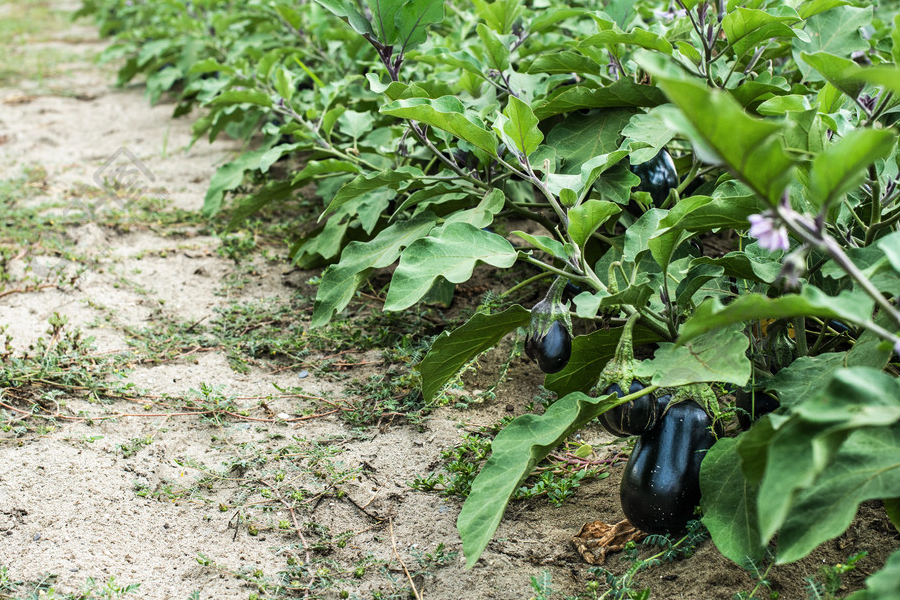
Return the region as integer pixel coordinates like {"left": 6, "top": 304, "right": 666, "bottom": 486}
{"left": 1, "top": 2, "right": 898, "bottom": 600}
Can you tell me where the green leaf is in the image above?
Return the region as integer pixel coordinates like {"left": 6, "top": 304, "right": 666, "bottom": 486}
{"left": 473, "top": 0, "right": 524, "bottom": 34}
{"left": 635, "top": 325, "right": 751, "bottom": 387}
{"left": 885, "top": 498, "right": 900, "bottom": 533}
{"left": 544, "top": 324, "right": 663, "bottom": 396}
{"left": 420, "top": 305, "right": 531, "bottom": 403}
{"left": 546, "top": 109, "right": 633, "bottom": 174}
{"left": 580, "top": 24, "right": 673, "bottom": 55}
{"left": 384, "top": 223, "right": 517, "bottom": 311}
{"left": 381, "top": 96, "right": 498, "bottom": 155}
{"left": 809, "top": 128, "right": 895, "bottom": 209}
{"left": 310, "top": 213, "right": 438, "bottom": 328}
{"left": 226, "top": 180, "right": 296, "bottom": 232}
{"left": 314, "top": 0, "right": 374, "bottom": 36}
{"left": 208, "top": 89, "right": 273, "bottom": 108}
{"left": 572, "top": 278, "right": 656, "bottom": 319}
{"left": 799, "top": 51, "right": 864, "bottom": 99}
{"left": 290, "top": 159, "right": 361, "bottom": 185}
{"left": 621, "top": 107, "right": 677, "bottom": 165}
{"left": 792, "top": 5, "right": 871, "bottom": 81}
{"left": 722, "top": 8, "right": 804, "bottom": 57}
{"left": 567, "top": 200, "right": 620, "bottom": 248}
{"left": 689, "top": 251, "right": 782, "bottom": 284}
{"left": 365, "top": 0, "right": 402, "bottom": 44}
{"left": 526, "top": 52, "right": 600, "bottom": 76}
{"left": 797, "top": 0, "right": 851, "bottom": 20}
{"left": 534, "top": 80, "right": 665, "bottom": 119}
{"left": 845, "top": 65, "right": 900, "bottom": 97}
{"left": 458, "top": 389, "right": 647, "bottom": 567}
{"left": 757, "top": 368, "right": 900, "bottom": 546}
{"left": 678, "top": 287, "right": 875, "bottom": 344}
{"left": 777, "top": 425, "right": 900, "bottom": 563}
{"left": 511, "top": 231, "right": 569, "bottom": 261}
{"left": 337, "top": 109, "right": 376, "bottom": 140}
{"left": 441, "top": 188, "right": 505, "bottom": 229}
{"left": 396, "top": 0, "right": 444, "bottom": 51}
{"left": 766, "top": 353, "right": 847, "bottom": 408}
{"left": 638, "top": 57, "right": 795, "bottom": 204}
{"left": 700, "top": 438, "right": 765, "bottom": 567}
{"left": 322, "top": 167, "right": 423, "bottom": 218}
{"left": 502, "top": 96, "right": 542, "bottom": 157}
{"left": 846, "top": 548, "right": 900, "bottom": 600}
{"left": 202, "top": 145, "right": 276, "bottom": 216}
{"left": 657, "top": 193, "right": 768, "bottom": 233}
{"left": 476, "top": 22, "right": 510, "bottom": 72}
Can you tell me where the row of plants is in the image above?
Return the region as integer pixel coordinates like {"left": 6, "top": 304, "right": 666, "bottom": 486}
{"left": 77, "top": 0, "right": 900, "bottom": 595}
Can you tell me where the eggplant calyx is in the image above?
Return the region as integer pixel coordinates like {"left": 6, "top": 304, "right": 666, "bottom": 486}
{"left": 592, "top": 312, "right": 643, "bottom": 395}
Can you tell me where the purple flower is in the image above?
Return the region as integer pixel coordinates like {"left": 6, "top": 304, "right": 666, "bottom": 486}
{"left": 748, "top": 213, "right": 790, "bottom": 252}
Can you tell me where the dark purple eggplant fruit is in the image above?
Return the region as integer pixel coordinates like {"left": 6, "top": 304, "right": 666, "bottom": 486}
{"left": 599, "top": 382, "right": 665, "bottom": 437}
{"left": 524, "top": 319, "right": 572, "bottom": 374}
{"left": 620, "top": 400, "right": 717, "bottom": 534}
{"left": 631, "top": 149, "right": 678, "bottom": 205}
{"left": 525, "top": 277, "right": 573, "bottom": 374}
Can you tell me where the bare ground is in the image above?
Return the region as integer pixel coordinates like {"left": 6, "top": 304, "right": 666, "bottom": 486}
{"left": 1, "top": 2, "right": 899, "bottom": 600}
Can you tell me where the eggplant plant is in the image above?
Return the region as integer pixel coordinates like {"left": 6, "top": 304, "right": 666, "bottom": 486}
{"left": 81, "top": 0, "right": 900, "bottom": 590}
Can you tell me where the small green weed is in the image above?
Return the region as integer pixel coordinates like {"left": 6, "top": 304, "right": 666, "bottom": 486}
{"left": 0, "top": 565, "right": 140, "bottom": 599}
{"left": 586, "top": 521, "right": 711, "bottom": 600}
{"left": 805, "top": 552, "right": 867, "bottom": 600}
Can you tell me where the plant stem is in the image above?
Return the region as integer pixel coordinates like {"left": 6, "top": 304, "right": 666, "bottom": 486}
{"left": 500, "top": 271, "right": 554, "bottom": 298}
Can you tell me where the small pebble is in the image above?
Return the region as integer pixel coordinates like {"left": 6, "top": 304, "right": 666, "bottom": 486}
{"left": 33, "top": 533, "right": 40, "bottom": 541}
{"left": 297, "top": 370, "right": 309, "bottom": 379}
{"left": 277, "top": 412, "right": 290, "bottom": 420}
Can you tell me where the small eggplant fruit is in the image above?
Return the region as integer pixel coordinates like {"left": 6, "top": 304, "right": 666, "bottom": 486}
{"left": 525, "top": 319, "right": 572, "bottom": 374}
{"left": 599, "top": 382, "right": 664, "bottom": 437}
{"left": 631, "top": 149, "right": 678, "bottom": 205}
{"left": 525, "top": 277, "right": 573, "bottom": 374}
{"left": 734, "top": 389, "right": 780, "bottom": 431}
{"left": 620, "top": 400, "right": 717, "bottom": 534}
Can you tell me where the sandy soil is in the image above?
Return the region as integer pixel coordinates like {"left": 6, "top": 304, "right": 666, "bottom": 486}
{"left": 1, "top": 2, "right": 899, "bottom": 600}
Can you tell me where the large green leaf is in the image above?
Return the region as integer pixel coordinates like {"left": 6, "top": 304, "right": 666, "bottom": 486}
{"left": 322, "top": 167, "right": 424, "bottom": 218}
{"left": 396, "top": 0, "right": 444, "bottom": 51}
{"left": 657, "top": 193, "right": 768, "bottom": 233}
{"left": 580, "top": 21, "right": 673, "bottom": 55}
{"left": 777, "top": 425, "right": 900, "bottom": 563}
{"left": 381, "top": 96, "right": 498, "bottom": 155}
{"left": 757, "top": 368, "right": 900, "bottom": 545}
{"left": 678, "top": 287, "right": 875, "bottom": 344}
{"left": 700, "top": 438, "right": 765, "bottom": 567}
{"left": 419, "top": 305, "right": 530, "bottom": 403}
{"left": 458, "top": 388, "right": 652, "bottom": 567}
{"left": 792, "top": 5, "right": 871, "bottom": 81}
{"left": 765, "top": 353, "right": 847, "bottom": 408}
{"left": 202, "top": 144, "right": 276, "bottom": 216}
{"left": 314, "top": 0, "right": 375, "bottom": 35}
{"left": 544, "top": 324, "right": 664, "bottom": 396}
{"left": 533, "top": 80, "right": 666, "bottom": 119}
{"left": 635, "top": 324, "right": 751, "bottom": 387}
{"left": 546, "top": 109, "right": 633, "bottom": 173}
{"left": 568, "top": 200, "right": 620, "bottom": 248}
{"left": 638, "top": 56, "right": 795, "bottom": 204}
{"left": 799, "top": 51, "right": 864, "bottom": 99}
{"left": 365, "top": 0, "right": 403, "bottom": 44}
{"left": 809, "top": 128, "right": 896, "bottom": 210}
{"left": 501, "top": 96, "right": 542, "bottom": 157}
{"left": 384, "top": 223, "right": 517, "bottom": 311}
{"left": 310, "top": 213, "right": 439, "bottom": 328}
{"left": 722, "top": 7, "right": 804, "bottom": 57}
